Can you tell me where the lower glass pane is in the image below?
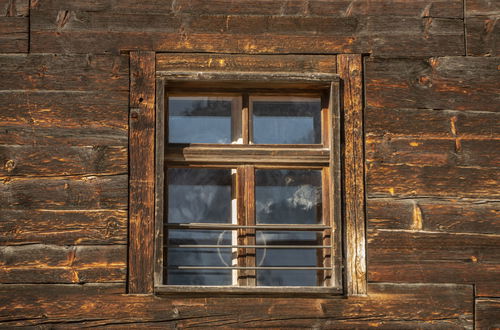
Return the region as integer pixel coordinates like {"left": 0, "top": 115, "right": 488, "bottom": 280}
{"left": 256, "top": 231, "right": 322, "bottom": 286}
{"left": 166, "top": 230, "right": 233, "bottom": 285}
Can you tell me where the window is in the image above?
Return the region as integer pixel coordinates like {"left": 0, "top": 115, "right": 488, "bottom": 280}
{"left": 155, "top": 74, "right": 342, "bottom": 293}
{"left": 128, "top": 52, "right": 366, "bottom": 296}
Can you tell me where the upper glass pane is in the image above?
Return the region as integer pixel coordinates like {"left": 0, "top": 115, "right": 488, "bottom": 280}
{"left": 168, "top": 96, "right": 237, "bottom": 144}
{"left": 255, "top": 169, "right": 322, "bottom": 224}
{"left": 168, "top": 168, "right": 233, "bottom": 223}
{"left": 251, "top": 96, "right": 322, "bottom": 144}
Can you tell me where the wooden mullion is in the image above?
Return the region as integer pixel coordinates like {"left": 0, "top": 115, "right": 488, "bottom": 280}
{"left": 242, "top": 93, "right": 250, "bottom": 145}
{"left": 245, "top": 165, "right": 256, "bottom": 286}
{"left": 128, "top": 51, "right": 156, "bottom": 294}
{"left": 236, "top": 166, "right": 247, "bottom": 286}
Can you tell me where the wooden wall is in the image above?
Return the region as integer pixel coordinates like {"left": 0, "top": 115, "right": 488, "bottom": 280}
{"left": 1, "top": 0, "right": 498, "bottom": 328}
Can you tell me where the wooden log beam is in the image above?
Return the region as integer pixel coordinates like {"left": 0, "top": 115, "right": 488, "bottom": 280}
{"left": 338, "top": 54, "right": 367, "bottom": 296}
{"left": 128, "top": 51, "right": 155, "bottom": 294}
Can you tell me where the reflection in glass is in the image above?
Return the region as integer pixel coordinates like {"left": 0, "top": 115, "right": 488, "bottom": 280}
{"left": 168, "top": 168, "right": 232, "bottom": 223}
{"left": 256, "top": 231, "right": 320, "bottom": 286}
{"left": 255, "top": 169, "right": 322, "bottom": 224}
{"left": 168, "top": 96, "right": 236, "bottom": 144}
{"left": 252, "top": 97, "right": 321, "bottom": 144}
{"left": 166, "top": 230, "right": 232, "bottom": 285}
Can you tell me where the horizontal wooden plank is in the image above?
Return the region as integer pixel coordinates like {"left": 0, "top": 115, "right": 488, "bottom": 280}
{"left": 166, "top": 146, "right": 330, "bottom": 165}
{"left": 0, "top": 91, "right": 128, "bottom": 130}
{"left": 31, "top": 0, "right": 463, "bottom": 17}
{"left": 0, "top": 175, "right": 128, "bottom": 210}
{"left": 366, "top": 137, "right": 500, "bottom": 167}
{"left": 368, "top": 198, "right": 500, "bottom": 234}
{"left": 366, "top": 57, "right": 500, "bottom": 112}
{"left": 367, "top": 163, "right": 499, "bottom": 198}
{"left": 0, "top": 145, "right": 127, "bottom": 177}
{"left": 466, "top": 16, "right": 500, "bottom": 56}
{"left": 30, "top": 4, "right": 464, "bottom": 56}
{"left": 0, "top": 126, "right": 127, "bottom": 146}
{"left": 0, "top": 209, "right": 127, "bottom": 245}
{"left": 0, "top": 244, "right": 126, "bottom": 283}
{"left": 366, "top": 107, "right": 500, "bottom": 138}
{"left": 466, "top": 0, "right": 500, "bottom": 16}
{"left": 0, "top": 283, "right": 473, "bottom": 328}
{"left": 476, "top": 283, "right": 500, "bottom": 297}
{"left": 0, "top": 0, "right": 29, "bottom": 16}
{"left": 476, "top": 299, "right": 500, "bottom": 329}
{"left": 157, "top": 54, "right": 337, "bottom": 74}
{"left": 0, "top": 54, "right": 129, "bottom": 91}
{"left": 368, "top": 229, "right": 500, "bottom": 285}
{"left": 0, "top": 16, "right": 28, "bottom": 53}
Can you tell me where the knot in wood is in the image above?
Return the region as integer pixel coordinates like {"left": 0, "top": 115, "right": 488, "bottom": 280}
{"left": 4, "top": 159, "right": 16, "bottom": 172}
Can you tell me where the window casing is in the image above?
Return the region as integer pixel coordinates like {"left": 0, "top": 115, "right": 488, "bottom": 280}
{"left": 154, "top": 74, "right": 342, "bottom": 294}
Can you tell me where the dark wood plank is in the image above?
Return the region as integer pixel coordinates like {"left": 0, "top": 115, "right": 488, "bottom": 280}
{"left": 0, "top": 126, "right": 127, "bottom": 146}
{"left": 365, "top": 107, "right": 500, "bottom": 138}
{"left": 466, "top": 16, "right": 500, "bottom": 56}
{"left": 476, "top": 283, "right": 500, "bottom": 297}
{"left": 368, "top": 198, "right": 500, "bottom": 234}
{"left": 476, "top": 298, "right": 500, "bottom": 329}
{"left": 128, "top": 51, "right": 155, "bottom": 294}
{"left": 0, "top": 145, "right": 127, "bottom": 177}
{"left": 0, "top": 16, "right": 28, "bottom": 53}
{"left": 0, "top": 0, "right": 29, "bottom": 16}
{"left": 30, "top": 1, "right": 464, "bottom": 56}
{"left": 0, "top": 283, "right": 473, "bottom": 328}
{"left": 0, "top": 54, "right": 129, "bottom": 91}
{"left": 0, "top": 245, "right": 126, "bottom": 283}
{"left": 0, "top": 91, "right": 128, "bottom": 130}
{"left": 366, "top": 57, "right": 500, "bottom": 112}
{"left": 157, "top": 54, "right": 337, "bottom": 74}
{"left": 366, "top": 137, "right": 500, "bottom": 167}
{"left": 466, "top": 0, "right": 500, "bottom": 56}
{"left": 368, "top": 229, "right": 500, "bottom": 285}
{"left": 338, "top": 54, "right": 366, "bottom": 296}
{"left": 367, "top": 163, "right": 500, "bottom": 198}
{"left": 0, "top": 209, "right": 127, "bottom": 245}
{"left": 0, "top": 175, "right": 128, "bottom": 210}
{"left": 29, "top": 0, "right": 463, "bottom": 17}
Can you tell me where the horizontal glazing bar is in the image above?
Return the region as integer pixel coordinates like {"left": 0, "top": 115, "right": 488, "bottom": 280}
{"left": 169, "top": 266, "right": 332, "bottom": 270}
{"left": 168, "top": 244, "right": 331, "bottom": 249}
{"left": 166, "top": 223, "right": 329, "bottom": 230}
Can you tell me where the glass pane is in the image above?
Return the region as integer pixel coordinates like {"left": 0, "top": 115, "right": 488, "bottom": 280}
{"left": 256, "top": 231, "right": 321, "bottom": 286}
{"left": 255, "top": 169, "right": 322, "bottom": 224}
{"left": 252, "top": 96, "right": 321, "bottom": 144}
{"left": 168, "top": 168, "right": 232, "bottom": 223}
{"left": 168, "top": 96, "right": 236, "bottom": 144}
{"left": 166, "top": 230, "right": 233, "bottom": 285}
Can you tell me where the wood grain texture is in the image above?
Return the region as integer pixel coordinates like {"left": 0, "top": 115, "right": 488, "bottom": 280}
{"left": 128, "top": 51, "right": 155, "bottom": 294}
{"left": 0, "top": 145, "right": 127, "bottom": 177}
{"left": 367, "top": 163, "right": 499, "bottom": 198}
{"left": 0, "top": 209, "right": 127, "bottom": 245}
{"left": 0, "top": 283, "right": 473, "bottom": 328}
{"left": 466, "top": 0, "right": 500, "bottom": 56}
{"left": 366, "top": 57, "right": 500, "bottom": 112}
{"left": 0, "top": 17, "right": 28, "bottom": 53}
{"left": 30, "top": 0, "right": 464, "bottom": 55}
{"left": 368, "top": 229, "right": 500, "bottom": 287}
{"left": 0, "top": 244, "right": 126, "bottom": 283}
{"left": 368, "top": 198, "right": 500, "bottom": 234}
{"left": 476, "top": 298, "right": 500, "bottom": 329}
{"left": 0, "top": 175, "right": 128, "bottom": 210}
{"left": 0, "top": 54, "right": 128, "bottom": 91}
{"left": 338, "top": 54, "right": 366, "bottom": 296}
{"left": 0, "top": 0, "right": 29, "bottom": 16}
{"left": 157, "top": 53, "right": 337, "bottom": 74}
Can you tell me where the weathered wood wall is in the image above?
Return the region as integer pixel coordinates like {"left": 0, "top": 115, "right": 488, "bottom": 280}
{"left": 0, "top": 0, "right": 498, "bottom": 328}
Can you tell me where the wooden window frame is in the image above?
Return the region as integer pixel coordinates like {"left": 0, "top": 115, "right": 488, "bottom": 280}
{"left": 128, "top": 52, "right": 366, "bottom": 297}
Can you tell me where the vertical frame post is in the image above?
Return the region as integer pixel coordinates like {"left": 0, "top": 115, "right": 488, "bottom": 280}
{"left": 338, "top": 54, "right": 367, "bottom": 296}
{"left": 128, "top": 51, "right": 156, "bottom": 294}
